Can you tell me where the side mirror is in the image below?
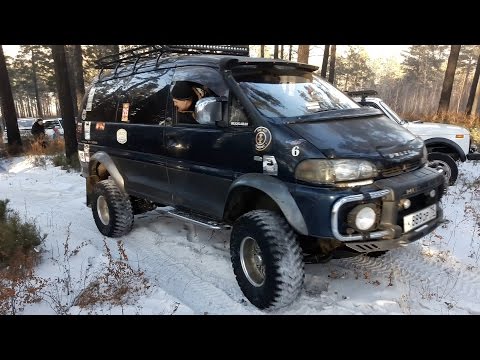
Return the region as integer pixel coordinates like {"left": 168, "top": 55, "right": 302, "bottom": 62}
{"left": 195, "top": 97, "right": 222, "bottom": 125}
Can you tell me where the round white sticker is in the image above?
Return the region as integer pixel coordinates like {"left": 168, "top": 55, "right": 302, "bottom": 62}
{"left": 254, "top": 127, "right": 272, "bottom": 152}
{"left": 116, "top": 129, "right": 127, "bottom": 144}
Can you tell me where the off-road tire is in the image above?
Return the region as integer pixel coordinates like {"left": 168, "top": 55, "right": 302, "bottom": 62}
{"left": 427, "top": 152, "right": 458, "bottom": 185}
{"left": 91, "top": 179, "right": 134, "bottom": 237}
{"left": 230, "top": 210, "right": 304, "bottom": 310}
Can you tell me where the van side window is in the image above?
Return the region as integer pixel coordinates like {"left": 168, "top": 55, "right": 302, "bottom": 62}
{"left": 170, "top": 81, "right": 217, "bottom": 126}
{"left": 170, "top": 66, "right": 226, "bottom": 126}
{"left": 119, "top": 68, "right": 174, "bottom": 125}
{"left": 229, "top": 96, "right": 249, "bottom": 126}
{"left": 86, "top": 78, "right": 123, "bottom": 122}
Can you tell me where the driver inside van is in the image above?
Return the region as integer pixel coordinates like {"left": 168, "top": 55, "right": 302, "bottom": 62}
{"left": 171, "top": 81, "right": 206, "bottom": 124}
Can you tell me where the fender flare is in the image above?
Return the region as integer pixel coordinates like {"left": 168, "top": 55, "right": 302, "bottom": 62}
{"left": 424, "top": 137, "right": 466, "bottom": 162}
{"left": 225, "top": 173, "right": 308, "bottom": 235}
{"left": 89, "top": 151, "right": 126, "bottom": 193}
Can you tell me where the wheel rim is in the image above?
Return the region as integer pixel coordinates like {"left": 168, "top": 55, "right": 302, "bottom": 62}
{"left": 240, "top": 236, "right": 266, "bottom": 287}
{"left": 428, "top": 159, "right": 452, "bottom": 183}
{"left": 97, "top": 195, "right": 110, "bottom": 225}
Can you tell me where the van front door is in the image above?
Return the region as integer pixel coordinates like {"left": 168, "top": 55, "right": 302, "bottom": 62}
{"left": 165, "top": 67, "right": 257, "bottom": 219}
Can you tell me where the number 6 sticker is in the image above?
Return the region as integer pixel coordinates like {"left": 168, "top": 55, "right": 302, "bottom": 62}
{"left": 292, "top": 146, "right": 300, "bottom": 157}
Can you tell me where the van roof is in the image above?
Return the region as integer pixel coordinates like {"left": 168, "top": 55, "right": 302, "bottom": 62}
{"left": 97, "top": 54, "right": 319, "bottom": 82}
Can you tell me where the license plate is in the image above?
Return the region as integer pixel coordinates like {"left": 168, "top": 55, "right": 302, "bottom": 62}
{"left": 403, "top": 204, "right": 437, "bottom": 233}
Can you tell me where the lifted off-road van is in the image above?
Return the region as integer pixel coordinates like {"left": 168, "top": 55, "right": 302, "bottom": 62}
{"left": 78, "top": 45, "right": 446, "bottom": 310}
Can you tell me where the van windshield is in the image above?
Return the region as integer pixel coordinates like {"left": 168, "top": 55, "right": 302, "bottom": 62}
{"left": 234, "top": 66, "right": 359, "bottom": 118}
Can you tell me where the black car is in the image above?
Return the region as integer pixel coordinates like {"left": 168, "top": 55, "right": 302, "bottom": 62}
{"left": 77, "top": 45, "right": 446, "bottom": 310}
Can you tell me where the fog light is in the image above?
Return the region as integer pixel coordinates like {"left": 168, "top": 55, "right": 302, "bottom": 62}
{"left": 347, "top": 204, "right": 377, "bottom": 232}
{"left": 400, "top": 198, "right": 411, "bottom": 209}
{"left": 429, "top": 189, "right": 436, "bottom": 198}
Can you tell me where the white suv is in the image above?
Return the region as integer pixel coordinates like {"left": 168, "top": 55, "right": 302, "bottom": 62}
{"left": 348, "top": 90, "right": 480, "bottom": 185}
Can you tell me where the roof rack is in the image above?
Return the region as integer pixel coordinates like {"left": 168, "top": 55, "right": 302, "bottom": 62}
{"left": 346, "top": 89, "right": 378, "bottom": 101}
{"left": 95, "top": 45, "right": 250, "bottom": 76}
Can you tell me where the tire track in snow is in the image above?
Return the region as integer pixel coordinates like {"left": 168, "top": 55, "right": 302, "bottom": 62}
{"left": 117, "top": 215, "right": 262, "bottom": 314}
{"left": 333, "top": 245, "right": 480, "bottom": 308}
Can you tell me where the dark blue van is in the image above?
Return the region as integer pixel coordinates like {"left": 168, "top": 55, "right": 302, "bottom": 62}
{"left": 78, "top": 45, "right": 446, "bottom": 310}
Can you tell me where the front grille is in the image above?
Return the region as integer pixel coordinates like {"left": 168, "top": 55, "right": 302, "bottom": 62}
{"left": 382, "top": 161, "right": 421, "bottom": 178}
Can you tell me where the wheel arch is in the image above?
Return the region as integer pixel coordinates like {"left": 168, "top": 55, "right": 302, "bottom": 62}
{"left": 87, "top": 152, "right": 126, "bottom": 206}
{"left": 223, "top": 173, "right": 308, "bottom": 235}
{"left": 424, "top": 137, "right": 466, "bottom": 162}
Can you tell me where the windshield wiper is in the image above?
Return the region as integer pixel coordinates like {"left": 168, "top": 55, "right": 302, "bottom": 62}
{"left": 310, "top": 108, "right": 335, "bottom": 113}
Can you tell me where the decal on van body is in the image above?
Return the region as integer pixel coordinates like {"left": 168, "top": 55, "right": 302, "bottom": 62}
{"left": 117, "top": 129, "right": 127, "bottom": 144}
{"left": 84, "top": 121, "right": 91, "bottom": 140}
{"left": 85, "top": 87, "right": 96, "bottom": 112}
{"left": 231, "top": 121, "right": 248, "bottom": 126}
{"left": 254, "top": 127, "right": 272, "bottom": 152}
{"left": 121, "top": 103, "right": 130, "bottom": 122}
{"left": 263, "top": 155, "right": 278, "bottom": 176}
{"left": 84, "top": 144, "right": 90, "bottom": 162}
{"left": 291, "top": 146, "right": 300, "bottom": 157}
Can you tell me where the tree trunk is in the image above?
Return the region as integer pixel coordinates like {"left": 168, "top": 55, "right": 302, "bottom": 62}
{"left": 297, "top": 45, "right": 310, "bottom": 64}
{"left": 321, "top": 45, "right": 330, "bottom": 78}
{"left": 280, "top": 45, "right": 284, "bottom": 60}
{"left": 466, "top": 53, "right": 480, "bottom": 116}
{"left": 27, "top": 98, "right": 33, "bottom": 117}
{"left": 438, "top": 45, "right": 461, "bottom": 114}
{"left": 0, "top": 45, "right": 22, "bottom": 152}
{"left": 288, "top": 45, "right": 292, "bottom": 61}
{"left": 457, "top": 58, "right": 472, "bottom": 112}
{"left": 31, "top": 49, "right": 43, "bottom": 118}
{"left": 328, "top": 45, "right": 336, "bottom": 84}
{"left": 273, "top": 45, "right": 279, "bottom": 59}
{"left": 51, "top": 45, "right": 78, "bottom": 161}
{"left": 472, "top": 78, "right": 480, "bottom": 116}
{"left": 65, "top": 46, "right": 79, "bottom": 117}
{"left": 260, "top": 45, "right": 265, "bottom": 58}
{"left": 18, "top": 99, "right": 24, "bottom": 118}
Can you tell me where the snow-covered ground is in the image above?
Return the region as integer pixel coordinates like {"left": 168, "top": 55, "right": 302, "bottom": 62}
{"left": 1, "top": 156, "right": 480, "bottom": 315}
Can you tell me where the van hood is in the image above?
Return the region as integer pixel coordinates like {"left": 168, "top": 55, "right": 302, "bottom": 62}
{"left": 286, "top": 108, "right": 424, "bottom": 164}
{"left": 404, "top": 121, "right": 470, "bottom": 137}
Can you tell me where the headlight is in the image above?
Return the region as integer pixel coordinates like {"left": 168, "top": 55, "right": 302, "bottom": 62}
{"left": 295, "top": 159, "right": 378, "bottom": 185}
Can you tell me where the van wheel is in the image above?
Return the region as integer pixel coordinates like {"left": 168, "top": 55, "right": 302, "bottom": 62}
{"left": 230, "top": 210, "right": 304, "bottom": 310}
{"left": 91, "top": 180, "right": 134, "bottom": 237}
{"left": 427, "top": 152, "right": 458, "bottom": 185}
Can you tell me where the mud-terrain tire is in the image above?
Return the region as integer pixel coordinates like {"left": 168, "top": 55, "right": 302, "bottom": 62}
{"left": 91, "top": 179, "right": 134, "bottom": 237}
{"left": 230, "top": 210, "right": 304, "bottom": 310}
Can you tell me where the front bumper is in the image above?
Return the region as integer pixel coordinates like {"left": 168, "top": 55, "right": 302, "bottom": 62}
{"left": 293, "top": 166, "right": 446, "bottom": 252}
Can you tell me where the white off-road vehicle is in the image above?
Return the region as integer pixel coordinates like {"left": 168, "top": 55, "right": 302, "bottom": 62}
{"left": 348, "top": 90, "right": 480, "bottom": 185}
